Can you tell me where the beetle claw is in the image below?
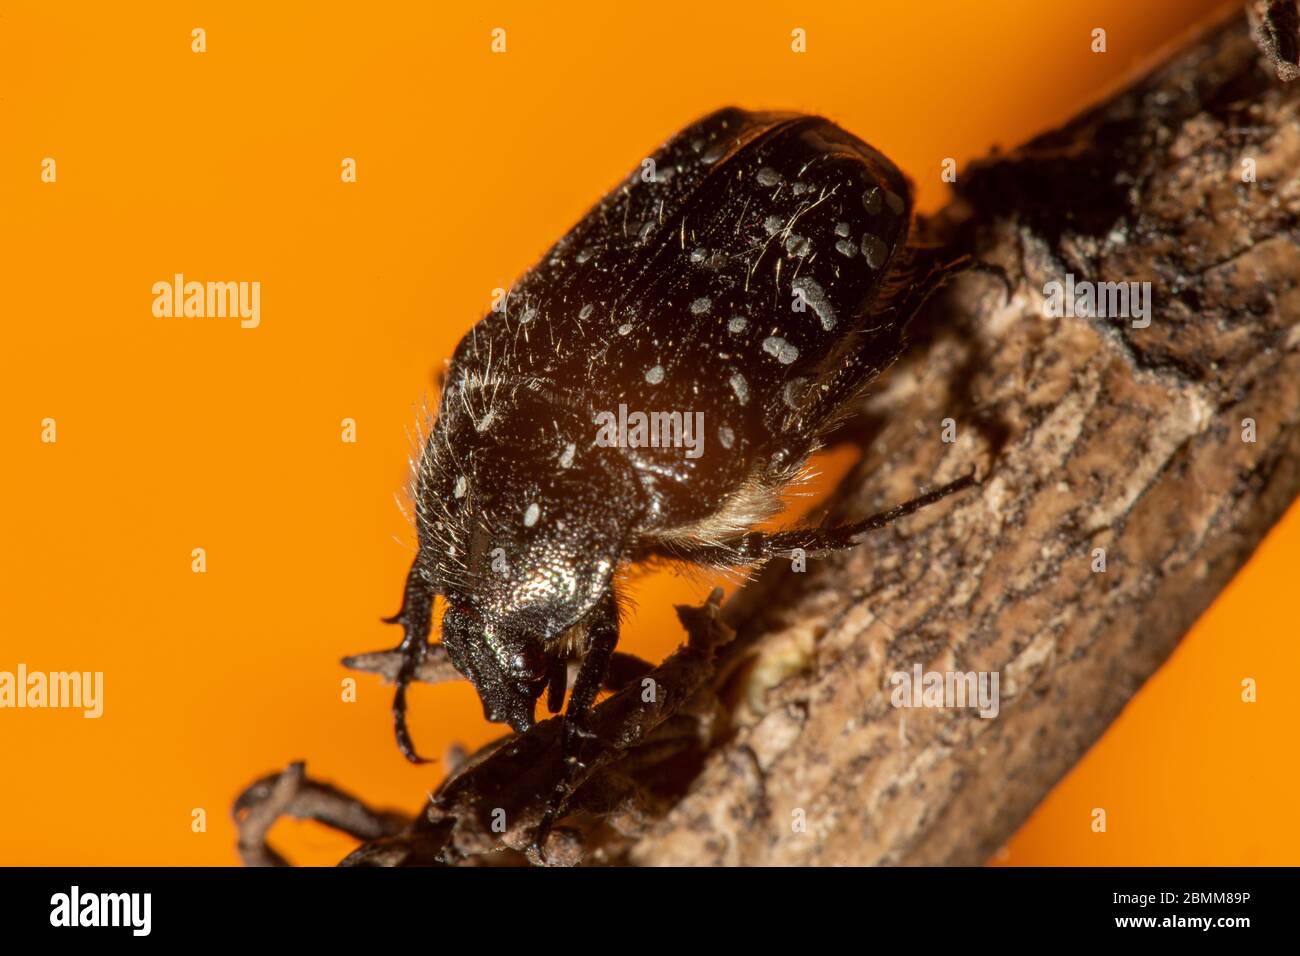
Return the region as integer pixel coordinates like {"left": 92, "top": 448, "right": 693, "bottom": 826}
{"left": 393, "top": 652, "right": 434, "bottom": 765}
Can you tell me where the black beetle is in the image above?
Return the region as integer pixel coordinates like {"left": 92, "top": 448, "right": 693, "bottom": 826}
{"left": 383, "top": 107, "right": 975, "bottom": 766}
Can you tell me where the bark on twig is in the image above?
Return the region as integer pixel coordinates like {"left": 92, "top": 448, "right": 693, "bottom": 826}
{"left": 232, "top": 762, "right": 407, "bottom": 866}
{"left": 1250, "top": 0, "right": 1300, "bottom": 80}
{"left": 235, "top": 9, "right": 1300, "bottom": 866}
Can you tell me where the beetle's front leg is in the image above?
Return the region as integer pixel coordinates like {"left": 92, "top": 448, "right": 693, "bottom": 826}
{"left": 381, "top": 554, "right": 436, "bottom": 764}
{"left": 530, "top": 590, "right": 619, "bottom": 863}
{"left": 562, "top": 589, "right": 619, "bottom": 765}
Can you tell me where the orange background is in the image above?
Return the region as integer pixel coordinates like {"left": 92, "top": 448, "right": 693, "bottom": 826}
{"left": 2, "top": 0, "right": 1294, "bottom": 866}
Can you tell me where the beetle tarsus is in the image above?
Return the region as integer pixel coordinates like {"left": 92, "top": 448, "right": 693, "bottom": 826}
{"left": 391, "top": 641, "right": 432, "bottom": 765}
{"left": 561, "top": 714, "right": 598, "bottom": 769}
{"left": 531, "top": 722, "right": 587, "bottom": 865}
{"left": 782, "top": 470, "right": 978, "bottom": 557}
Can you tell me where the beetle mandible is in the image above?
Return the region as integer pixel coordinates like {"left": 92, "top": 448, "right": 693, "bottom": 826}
{"left": 383, "top": 107, "right": 976, "bottom": 764}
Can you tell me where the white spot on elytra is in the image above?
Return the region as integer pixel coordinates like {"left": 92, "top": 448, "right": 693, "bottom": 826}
{"left": 524, "top": 503, "right": 540, "bottom": 527}
{"left": 861, "top": 234, "right": 887, "bottom": 268}
{"left": 645, "top": 364, "right": 664, "bottom": 384}
{"left": 730, "top": 372, "right": 750, "bottom": 404}
{"left": 784, "top": 234, "right": 811, "bottom": 257}
{"left": 475, "top": 410, "right": 496, "bottom": 432}
{"left": 835, "top": 239, "right": 856, "bottom": 257}
{"left": 835, "top": 221, "right": 852, "bottom": 237}
{"left": 763, "top": 215, "right": 783, "bottom": 236}
{"left": 701, "top": 142, "right": 726, "bottom": 164}
{"left": 728, "top": 316, "right": 748, "bottom": 334}
{"left": 757, "top": 167, "right": 782, "bottom": 187}
{"left": 792, "top": 276, "right": 836, "bottom": 330}
{"left": 559, "top": 443, "right": 576, "bottom": 469}
{"left": 719, "top": 426, "right": 735, "bottom": 449}
{"left": 763, "top": 336, "right": 799, "bottom": 364}
{"left": 618, "top": 323, "right": 633, "bottom": 335}
{"left": 690, "top": 297, "right": 712, "bottom": 315}
{"left": 579, "top": 304, "right": 594, "bottom": 320}
{"left": 454, "top": 476, "right": 467, "bottom": 498}
{"left": 783, "top": 378, "right": 810, "bottom": 409}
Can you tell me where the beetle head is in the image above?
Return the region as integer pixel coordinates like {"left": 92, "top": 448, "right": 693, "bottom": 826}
{"left": 439, "top": 603, "right": 549, "bottom": 731}
{"left": 416, "top": 384, "right": 642, "bottom": 729}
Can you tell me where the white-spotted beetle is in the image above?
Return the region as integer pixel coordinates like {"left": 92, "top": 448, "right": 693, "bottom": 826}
{"left": 383, "top": 107, "right": 976, "bottom": 769}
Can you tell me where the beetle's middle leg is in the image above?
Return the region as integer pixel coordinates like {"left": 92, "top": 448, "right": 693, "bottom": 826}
{"left": 666, "top": 471, "right": 977, "bottom": 567}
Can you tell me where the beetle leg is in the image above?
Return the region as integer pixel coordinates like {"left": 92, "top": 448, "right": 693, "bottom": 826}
{"left": 563, "top": 591, "right": 620, "bottom": 762}
{"left": 545, "top": 655, "right": 567, "bottom": 714}
{"left": 530, "top": 591, "right": 620, "bottom": 863}
{"left": 670, "top": 471, "right": 978, "bottom": 566}
{"left": 381, "top": 555, "right": 436, "bottom": 764}
{"left": 544, "top": 647, "right": 646, "bottom": 715}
